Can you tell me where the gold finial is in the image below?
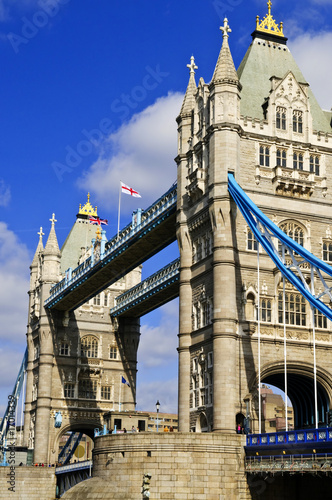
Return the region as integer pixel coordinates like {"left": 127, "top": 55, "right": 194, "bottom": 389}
{"left": 78, "top": 193, "right": 98, "bottom": 217}
{"left": 256, "top": 0, "right": 284, "bottom": 37}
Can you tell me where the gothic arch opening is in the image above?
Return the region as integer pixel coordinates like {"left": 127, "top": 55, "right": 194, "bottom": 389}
{"left": 195, "top": 413, "right": 208, "bottom": 433}
{"left": 261, "top": 371, "right": 330, "bottom": 429}
{"left": 55, "top": 423, "right": 100, "bottom": 464}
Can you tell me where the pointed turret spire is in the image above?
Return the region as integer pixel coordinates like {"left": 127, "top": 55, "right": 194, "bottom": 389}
{"left": 44, "top": 213, "right": 60, "bottom": 256}
{"left": 31, "top": 227, "right": 44, "bottom": 267}
{"left": 211, "top": 18, "right": 238, "bottom": 84}
{"left": 180, "top": 56, "right": 198, "bottom": 115}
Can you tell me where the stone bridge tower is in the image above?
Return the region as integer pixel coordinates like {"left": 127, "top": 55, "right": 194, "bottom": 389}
{"left": 176, "top": 6, "right": 332, "bottom": 434}
{"left": 23, "top": 197, "right": 141, "bottom": 464}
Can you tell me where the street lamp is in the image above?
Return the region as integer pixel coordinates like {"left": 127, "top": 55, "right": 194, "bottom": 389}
{"left": 156, "top": 400, "right": 160, "bottom": 432}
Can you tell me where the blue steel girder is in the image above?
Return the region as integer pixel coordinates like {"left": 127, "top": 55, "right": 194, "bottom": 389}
{"left": 45, "top": 185, "right": 177, "bottom": 312}
{"left": 228, "top": 173, "right": 332, "bottom": 322}
{"left": 111, "top": 258, "right": 180, "bottom": 318}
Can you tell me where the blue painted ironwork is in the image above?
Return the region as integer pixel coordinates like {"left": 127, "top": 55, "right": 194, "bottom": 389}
{"left": 246, "top": 427, "right": 332, "bottom": 448}
{"left": 228, "top": 173, "right": 332, "bottom": 322}
{"left": 0, "top": 348, "right": 27, "bottom": 451}
{"left": 111, "top": 258, "right": 180, "bottom": 317}
{"left": 58, "top": 432, "right": 83, "bottom": 465}
{"left": 45, "top": 183, "right": 177, "bottom": 310}
{"left": 56, "top": 459, "right": 92, "bottom": 497}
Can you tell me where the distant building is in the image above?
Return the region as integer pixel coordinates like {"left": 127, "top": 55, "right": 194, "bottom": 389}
{"left": 261, "top": 385, "right": 294, "bottom": 432}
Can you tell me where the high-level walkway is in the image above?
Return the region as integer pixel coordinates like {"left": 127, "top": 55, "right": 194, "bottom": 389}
{"left": 45, "top": 184, "right": 177, "bottom": 312}
{"left": 110, "top": 258, "right": 179, "bottom": 318}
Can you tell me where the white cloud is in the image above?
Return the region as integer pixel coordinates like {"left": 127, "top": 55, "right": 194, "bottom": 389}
{"left": 0, "top": 222, "right": 30, "bottom": 342}
{"left": 137, "top": 377, "right": 178, "bottom": 414}
{"left": 0, "top": 179, "right": 10, "bottom": 206}
{"left": 78, "top": 92, "right": 183, "bottom": 213}
{"left": 289, "top": 31, "right": 332, "bottom": 110}
{"left": 139, "top": 300, "right": 179, "bottom": 368}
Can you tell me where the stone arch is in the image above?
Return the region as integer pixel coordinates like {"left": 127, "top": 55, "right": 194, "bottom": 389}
{"left": 236, "top": 412, "right": 245, "bottom": 433}
{"left": 249, "top": 361, "right": 332, "bottom": 429}
{"left": 278, "top": 219, "right": 307, "bottom": 250}
{"left": 245, "top": 289, "right": 257, "bottom": 321}
{"left": 195, "top": 412, "right": 208, "bottom": 433}
{"left": 52, "top": 421, "right": 102, "bottom": 462}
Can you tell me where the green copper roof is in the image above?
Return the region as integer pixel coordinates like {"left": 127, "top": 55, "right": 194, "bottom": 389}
{"left": 60, "top": 217, "right": 97, "bottom": 274}
{"left": 237, "top": 37, "right": 332, "bottom": 133}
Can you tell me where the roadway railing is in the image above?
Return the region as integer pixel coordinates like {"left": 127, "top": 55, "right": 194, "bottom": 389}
{"left": 245, "top": 454, "right": 332, "bottom": 473}
{"left": 55, "top": 459, "right": 92, "bottom": 474}
{"left": 246, "top": 428, "right": 332, "bottom": 447}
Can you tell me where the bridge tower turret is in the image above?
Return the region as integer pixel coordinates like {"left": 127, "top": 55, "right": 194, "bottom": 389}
{"left": 33, "top": 215, "right": 61, "bottom": 463}
{"left": 176, "top": 18, "right": 242, "bottom": 433}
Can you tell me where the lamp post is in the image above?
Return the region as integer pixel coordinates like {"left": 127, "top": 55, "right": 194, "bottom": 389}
{"left": 156, "top": 400, "right": 160, "bottom": 432}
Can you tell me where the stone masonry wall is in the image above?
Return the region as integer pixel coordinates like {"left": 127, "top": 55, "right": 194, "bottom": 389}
{"left": 61, "top": 432, "right": 250, "bottom": 500}
{"left": 0, "top": 466, "right": 56, "bottom": 500}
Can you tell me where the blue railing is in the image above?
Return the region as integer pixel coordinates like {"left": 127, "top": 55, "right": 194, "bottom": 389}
{"left": 247, "top": 428, "right": 332, "bottom": 447}
{"left": 110, "top": 258, "right": 180, "bottom": 317}
{"left": 45, "top": 183, "right": 177, "bottom": 308}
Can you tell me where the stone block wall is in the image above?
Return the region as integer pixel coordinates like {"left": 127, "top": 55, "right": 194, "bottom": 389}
{"left": 0, "top": 466, "right": 56, "bottom": 500}
{"left": 62, "top": 432, "right": 250, "bottom": 500}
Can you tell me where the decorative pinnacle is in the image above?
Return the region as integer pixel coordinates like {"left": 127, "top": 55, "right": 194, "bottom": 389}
{"left": 268, "top": 0, "right": 272, "bottom": 16}
{"left": 50, "top": 213, "right": 57, "bottom": 227}
{"left": 187, "top": 55, "right": 198, "bottom": 75}
{"left": 220, "top": 17, "right": 231, "bottom": 40}
{"left": 38, "top": 227, "right": 44, "bottom": 240}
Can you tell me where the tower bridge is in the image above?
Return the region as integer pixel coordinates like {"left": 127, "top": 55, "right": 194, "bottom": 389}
{"left": 2, "top": 2, "right": 332, "bottom": 499}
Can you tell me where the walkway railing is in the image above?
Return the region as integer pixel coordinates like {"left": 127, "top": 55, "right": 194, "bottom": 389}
{"left": 110, "top": 258, "right": 180, "bottom": 317}
{"left": 45, "top": 183, "right": 177, "bottom": 309}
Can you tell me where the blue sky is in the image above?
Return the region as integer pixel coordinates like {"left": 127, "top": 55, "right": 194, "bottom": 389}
{"left": 0, "top": 0, "right": 331, "bottom": 418}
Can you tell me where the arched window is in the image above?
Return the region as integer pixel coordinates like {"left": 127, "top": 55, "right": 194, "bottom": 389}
{"left": 293, "top": 152, "right": 303, "bottom": 170}
{"left": 310, "top": 155, "right": 320, "bottom": 176}
{"left": 278, "top": 292, "right": 306, "bottom": 326}
{"left": 247, "top": 229, "right": 258, "bottom": 251}
{"left": 261, "top": 299, "right": 272, "bottom": 322}
{"left": 276, "top": 149, "right": 287, "bottom": 167}
{"left": 81, "top": 336, "right": 99, "bottom": 358}
{"left": 293, "top": 110, "right": 303, "bottom": 133}
{"left": 323, "top": 242, "right": 332, "bottom": 263}
{"left": 278, "top": 221, "right": 305, "bottom": 255}
{"left": 276, "top": 106, "right": 286, "bottom": 130}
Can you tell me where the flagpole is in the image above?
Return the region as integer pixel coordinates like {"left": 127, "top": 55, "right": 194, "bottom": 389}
{"left": 117, "top": 182, "right": 122, "bottom": 240}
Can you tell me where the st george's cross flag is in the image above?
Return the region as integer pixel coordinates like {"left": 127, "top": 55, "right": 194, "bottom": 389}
{"left": 89, "top": 216, "right": 108, "bottom": 226}
{"left": 121, "top": 376, "right": 130, "bottom": 387}
{"left": 121, "top": 182, "right": 141, "bottom": 198}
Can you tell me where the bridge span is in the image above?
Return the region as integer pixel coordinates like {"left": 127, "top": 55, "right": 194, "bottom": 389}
{"left": 45, "top": 184, "right": 177, "bottom": 312}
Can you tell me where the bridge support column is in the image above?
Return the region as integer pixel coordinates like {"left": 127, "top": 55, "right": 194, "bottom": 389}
{"left": 33, "top": 327, "right": 54, "bottom": 464}
{"left": 177, "top": 225, "right": 192, "bottom": 432}
{"left": 211, "top": 199, "right": 238, "bottom": 433}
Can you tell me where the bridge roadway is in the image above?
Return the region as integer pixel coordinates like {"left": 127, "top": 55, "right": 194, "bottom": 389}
{"left": 45, "top": 184, "right": 177, "bottom": 312}
{"left": 245, "top": 427, "right": 332, "bottom": 474}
